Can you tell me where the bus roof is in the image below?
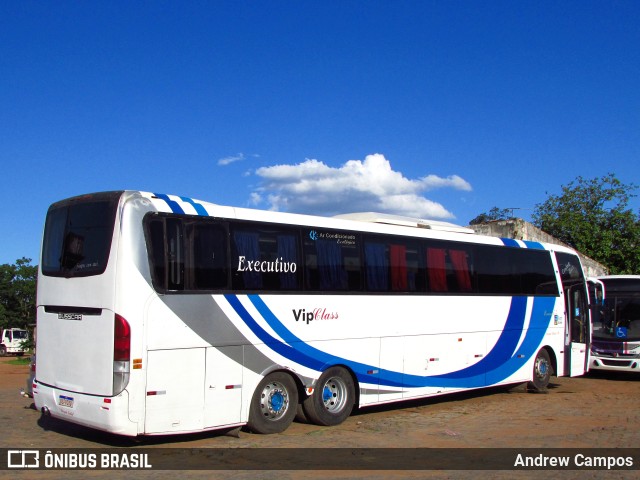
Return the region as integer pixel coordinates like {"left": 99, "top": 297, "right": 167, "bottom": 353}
{"left": 332, "top": 212, "right": 475, "bottom": 234}
{"left": 131, "top": 190, "right": 578, "bottom": 253}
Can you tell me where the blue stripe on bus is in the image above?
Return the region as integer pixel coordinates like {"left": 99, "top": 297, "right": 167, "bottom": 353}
{"left": 428, "top": 296, "right": 527, "bottom": 381}
{"left": 224, "top": 294, "right": 343, "bottom": 376}
{"left": 224, "top": 293, "right": 555, "bottom": 389}
{"left": 248, "top": 291, "right": 511, "bottom": 388}
{"left": 485, "top": 297, "right": 553, "bottom": 385}
{"left": 154, "top": 193, "right": 185, "bottom": 214}
{"left": 252, "top": 294, "right": 552, "bottom": 389}
{"left": 500, "top": 238, "right": 545, "bottom": 250}
{"left": 180, "top": 196, "right": 208, "bottom": 216}
{"left": 500, "top": 238, "right": 520, "bottom": 248}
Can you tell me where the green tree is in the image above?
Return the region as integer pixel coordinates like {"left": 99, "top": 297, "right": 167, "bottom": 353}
{"left": 0, "top": 258, "right": 37, "bottom": 329}
{"left": 469, "top": 207, "right": 514, "bottom": 225}
{"left": 532, "top": 173, "right": 640, "bottom": 274}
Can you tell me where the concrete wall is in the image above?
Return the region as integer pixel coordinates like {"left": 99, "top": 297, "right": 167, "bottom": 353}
{"left": 468, "top": 218, "right": 608, "bottom": 277}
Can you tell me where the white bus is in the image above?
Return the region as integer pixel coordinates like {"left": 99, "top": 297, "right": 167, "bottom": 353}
{"left": 34, "top": 191, "right": 591, "bottom": 436}
{"left": 588, "top": 275, "right": 640, "bottom": 373}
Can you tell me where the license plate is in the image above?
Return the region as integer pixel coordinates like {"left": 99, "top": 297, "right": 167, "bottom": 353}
{"left": 58, "top": 395, "right": 74, "bottom": 408}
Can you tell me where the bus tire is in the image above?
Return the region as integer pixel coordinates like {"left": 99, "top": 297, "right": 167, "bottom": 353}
{"left": 528, "top": 348, "right": 552, "bottom": 392}
{"left": 303, "top": 366, "right": 355, "bottom": 426}
{"left": 246, "top": 372, "right": 298, "bottom": 434}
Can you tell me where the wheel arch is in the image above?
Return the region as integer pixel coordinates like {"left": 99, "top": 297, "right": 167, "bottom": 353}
{"left": 541, "top": 345, "right": 558, "bottom": 377}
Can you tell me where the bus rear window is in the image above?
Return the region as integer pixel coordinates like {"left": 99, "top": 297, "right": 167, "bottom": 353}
{"left": 41, "top": 192, "right": 121, "bottom": 277}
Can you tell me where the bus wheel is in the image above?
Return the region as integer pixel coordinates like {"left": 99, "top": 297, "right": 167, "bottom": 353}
{"left": 246, "top": 372, "right": 298, "bottom": 434}
{"left": 303, "top": 366, "right": 355, "bottom": 426}
{"left": 528, "top": 349, "right": 552, "bottom": 392}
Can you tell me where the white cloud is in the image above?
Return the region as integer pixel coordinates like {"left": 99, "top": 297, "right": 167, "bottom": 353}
{"left": 251, "top": 154, "right": 471, "bottom": 220}
{"left": 218, "top": 153, "right": 245, "bottom": 166}
{"left": 248, "top": 192, "right": 262, "bottom": 206}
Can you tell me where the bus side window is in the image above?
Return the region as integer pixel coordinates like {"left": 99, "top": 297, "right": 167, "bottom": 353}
{"left": 144, "top": 216, "right": 186, "bottom": 291}
{"left": 364, "top": 242, "right": 388, "bottom": 291}
{"left": 303, "top": 231, "right": 361, "bottom": 291}
{"left": 147, "top": 218, "right": 167, "bottom": 291}
{"left": 231, "top": 226, "right": 301, "bottom": 291}
{"left": 425, "top": 245, "right": 473, "bottom": 293}
{"left": 449, "top": 249, "right": 473, "bottom": 292}
{"left": 166, "top": 218, "right": 184, "bottom": 291}
{"left": 364, "top": 239, "right": 421, "bottom": 292}
{"left": 192, "top": 223, "right": 228, "bottom": 290}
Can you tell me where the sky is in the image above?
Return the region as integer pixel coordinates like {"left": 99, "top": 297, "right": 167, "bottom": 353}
{"left": 1, "top": 1, "right": 639, "bottom": 266}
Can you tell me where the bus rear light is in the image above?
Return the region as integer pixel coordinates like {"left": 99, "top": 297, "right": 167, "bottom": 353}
{"left": 114, "top": 314, "right": 131, "bottom": 361}
{"left": 113, "top": 314, "right": 131, "bottom": 395}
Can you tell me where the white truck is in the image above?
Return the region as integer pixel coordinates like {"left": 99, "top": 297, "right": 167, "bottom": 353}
{"left": 0, "top": 327, "right": 29, "bottom": 356}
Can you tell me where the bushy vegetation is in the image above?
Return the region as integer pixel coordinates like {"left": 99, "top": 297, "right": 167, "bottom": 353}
{"left": 0, "top": 257, "right": 37, "bottom": 330}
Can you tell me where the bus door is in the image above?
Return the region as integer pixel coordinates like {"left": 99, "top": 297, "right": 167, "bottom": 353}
{"left": 564, "top": 283, "right": 590, "bottom": 376}
{"left": 587, "top": 277, "right": 605, "bottom": 337}
{"left": 555, "top": 252, "right": 590, "bottom": 377}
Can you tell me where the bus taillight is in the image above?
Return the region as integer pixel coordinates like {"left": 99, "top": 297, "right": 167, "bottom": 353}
{"left": 114, "top": 314, "right": 131, "bottom": 361}
{"left": 113, "top": 314, "right": 131, "bottom": 395}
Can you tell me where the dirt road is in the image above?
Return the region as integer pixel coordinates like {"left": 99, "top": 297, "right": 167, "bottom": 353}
{"left": 1, "top": 356, "right": 639, "bottom": 479}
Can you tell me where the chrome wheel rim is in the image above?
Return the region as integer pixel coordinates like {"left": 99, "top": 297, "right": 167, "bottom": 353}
{"left": 259, "top": 380, "right": 291, "bottom": 421}
{"left": 534, "top": 356, "right": 549, "bottom": 380}
{"left": 321, "top": 376, "right": 348, "bottom": 413}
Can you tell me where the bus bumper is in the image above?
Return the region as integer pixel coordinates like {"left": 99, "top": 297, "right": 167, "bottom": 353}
{"left": 34, "top": 382, "right": 139, "bottom": 436}
{"left": 589, "top": 356, "right": 640, "bottom": 372}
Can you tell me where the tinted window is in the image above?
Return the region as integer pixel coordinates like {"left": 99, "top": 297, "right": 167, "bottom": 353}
{"left": 476, "top": 245, "right": 558, "bottom": 295}
{"left": 191, "top": 223, "right": 228, "bottom": 289}
{"left": 143, "top": 214, "right": 559, "bottom": 297}
{"left": 303, "top": 228, "right": 361, "bottom": 291}
{"left": 42, "top": 192, "right": 121, "bottom": 277}
{"left": 555, "top": 252, "right": 585, "bottom": 284}
{"left": 147, "top": 218, "right": 166, "bottom": 289}
{"left": 230, "top": 224, "right": 301, "bottom": 291}
{"left": 146, "top": 215, "right": 229, "bottom": 292}
{"left": 425, "top": 242, "right": 475, "bottom": 293}
{"left": 364, "top": 236, "right": 424, "bottom": 292}
{"left": 166, "top": 218, "right": 184, "bottom": 290}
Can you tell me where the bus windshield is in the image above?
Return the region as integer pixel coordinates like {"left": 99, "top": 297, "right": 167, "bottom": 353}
{"left": 41, "top": 191, "right": 122, "bottom": 277}
{"left": 593, "top": 289, "right": 640, "bottom": 341}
